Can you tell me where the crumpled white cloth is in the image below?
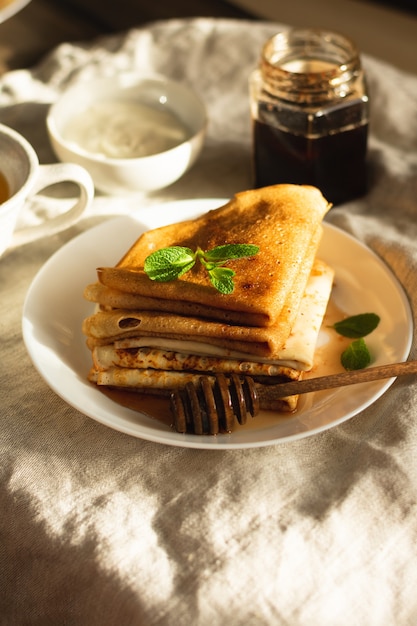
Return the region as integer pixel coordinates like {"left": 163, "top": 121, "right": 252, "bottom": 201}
{"left": 0, "top": 18, "right": 278, "bottom": 227}
{"left": 2, "top": 17, "right": 417, "bottom": 626}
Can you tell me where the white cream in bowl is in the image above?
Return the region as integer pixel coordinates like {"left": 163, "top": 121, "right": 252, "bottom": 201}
{"left": 62, "top": 101, "right": 191, "bottom": 159}
{"left": 47, "top": 74, "right": 207, "bottom": 195}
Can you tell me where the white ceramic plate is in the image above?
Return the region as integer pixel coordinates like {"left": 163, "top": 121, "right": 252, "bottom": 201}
{"left": 22, "top": 198, "right": 413, "bottom": 449}
{"left": 0, "top": 0, "right": 31, "bottom": 23}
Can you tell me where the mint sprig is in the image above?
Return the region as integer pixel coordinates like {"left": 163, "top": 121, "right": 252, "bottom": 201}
{"left": 144, "top": 244, "right": 259, "bottom": 294}
{"left": 332, "top": 313, "right": 380, "bottom": 371}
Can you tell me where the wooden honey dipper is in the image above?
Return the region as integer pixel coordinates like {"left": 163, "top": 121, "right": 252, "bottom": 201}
{"left": 170, "top": 360, "right": 417, "bottom": 435}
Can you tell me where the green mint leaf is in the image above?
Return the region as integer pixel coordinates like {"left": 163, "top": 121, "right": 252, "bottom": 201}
{"left": 144, "top": 246, "right": 195, "bottom": 282}
{"left": 205, "top": 244, "right": 259, "bottom": 262}
{"left": 332, "top": 313, "right": 380, "bottom": 338}
{"left": 143, "top": 242, "right": 259, "bottom": 293}
{"left": 208, "top": 267, "right": 236, "bottom": 294}
{"left": 341, "top": 338, "right": 372, "bottom": 371}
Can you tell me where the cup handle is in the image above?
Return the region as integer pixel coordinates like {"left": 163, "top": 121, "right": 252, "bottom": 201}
{"left": 12, "top": 162, "right": 94, "bottom": 247}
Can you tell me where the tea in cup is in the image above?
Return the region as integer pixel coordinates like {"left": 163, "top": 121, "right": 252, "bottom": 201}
{"left": 0, "top": 123, "right": 94, "bottom": 256}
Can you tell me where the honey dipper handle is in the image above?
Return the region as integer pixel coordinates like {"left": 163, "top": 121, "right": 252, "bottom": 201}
{"left": 257, "top": 360, "right": 417, "bottom": 406}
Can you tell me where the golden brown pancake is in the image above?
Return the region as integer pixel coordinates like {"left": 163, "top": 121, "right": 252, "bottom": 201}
{"left": 83, "top": 258, "right": 334, "bottom": 359}
{"left": 82, "top": 185, "right": 333, "bottom": 420}
{"left": 95, "top": 185, "right": 331, "bottom": 328}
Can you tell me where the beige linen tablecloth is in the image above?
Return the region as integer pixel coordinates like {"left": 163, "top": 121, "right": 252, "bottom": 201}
{"left": 2, "top": 18, "right": 417, "bottom": 625}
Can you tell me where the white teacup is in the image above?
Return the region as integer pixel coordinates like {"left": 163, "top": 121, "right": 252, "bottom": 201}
{"left": 0, "top": 123, "right": 94, "bottom": 256}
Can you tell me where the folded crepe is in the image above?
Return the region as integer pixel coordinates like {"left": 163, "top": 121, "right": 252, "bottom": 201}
{"left": 83, "top": 258, "right": 333, "bottom": 366}
{"left": 82, "top": 184, "right": 333, "bottom": 422}
{"left": 95, "top": 184, "right": 330, "bottom": 328}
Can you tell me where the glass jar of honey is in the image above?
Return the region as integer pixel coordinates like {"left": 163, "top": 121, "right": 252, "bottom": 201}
{"left": 249, "top": 29, "right": 369, "bottom": 205}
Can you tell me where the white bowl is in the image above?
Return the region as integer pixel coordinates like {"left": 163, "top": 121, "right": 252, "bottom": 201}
{"left": 46, "top": 74, "right": 207, "bottom": 195}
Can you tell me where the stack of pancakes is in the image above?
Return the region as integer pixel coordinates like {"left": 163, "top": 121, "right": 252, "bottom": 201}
{"left": 82, "top": 184, "right": 334, "bottom": 417}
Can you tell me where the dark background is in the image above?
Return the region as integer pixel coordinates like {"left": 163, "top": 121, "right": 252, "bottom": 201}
{"left": 59, "top": 0, "right": 416, "bottom": 33}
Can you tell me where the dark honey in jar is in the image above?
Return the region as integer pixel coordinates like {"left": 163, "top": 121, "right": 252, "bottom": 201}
{"left": 250, "top": 29, "right": 369, "bottom": 205}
